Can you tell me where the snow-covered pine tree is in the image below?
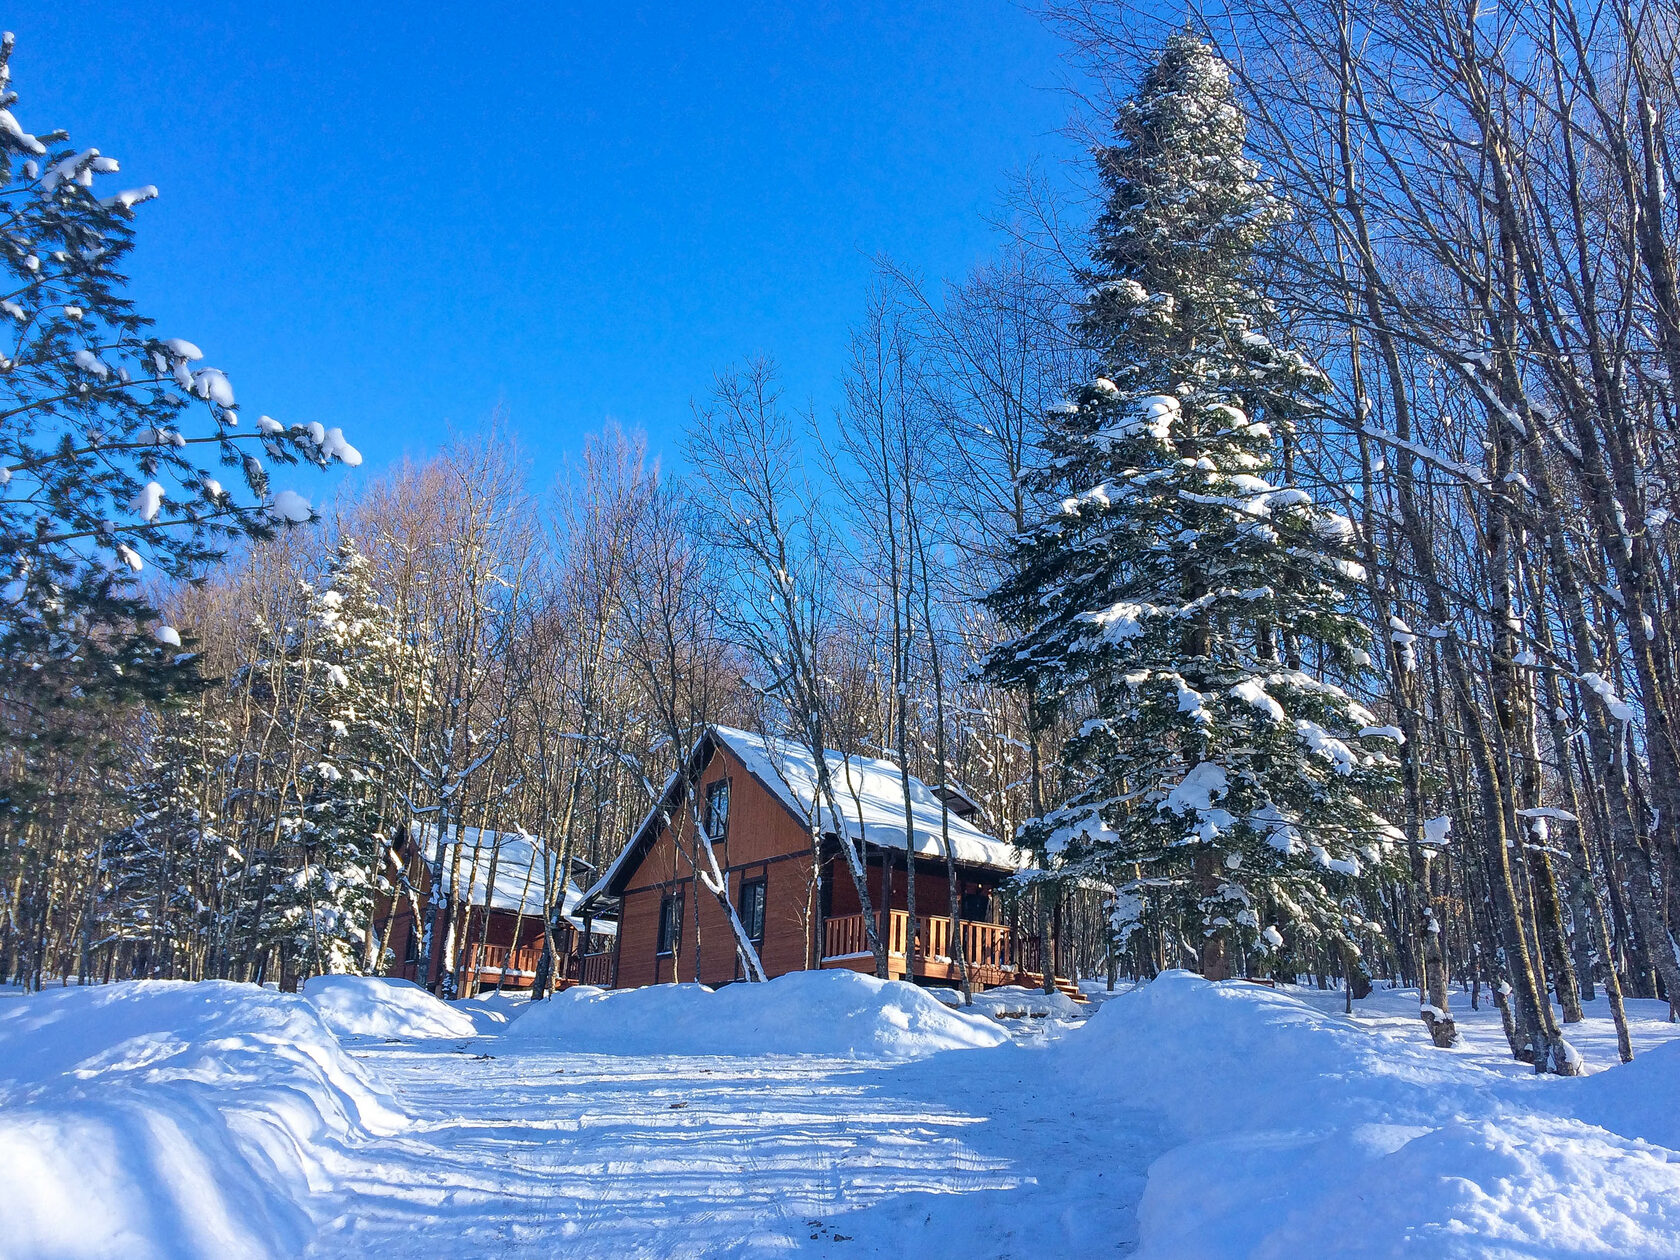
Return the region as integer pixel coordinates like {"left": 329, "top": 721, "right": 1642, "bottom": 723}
{"left": 315, "top": 540, "right": 417, "bottom": 973}
{"left": 103, "top": 698, "right": 231, "bottom": 978}
{"left": 0, "top": 32, "right": 359, "bottom": 765}
{"left": 262, "top": 541, "right": 399, "bottom": 978}
{"left": 986, "top": 32, "right": 1400, "bottom": 980}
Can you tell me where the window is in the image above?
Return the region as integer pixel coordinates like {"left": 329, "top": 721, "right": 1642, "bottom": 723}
{"left": 657, "top": 892, "right": 684, "bottom": 956}
{"left": 961, "top": 889, "right": 991, "bottom": 923}
{"left": 704, "top": 778, "right": 731, "bottom": 841}
{"left": 739, "top": 877, "right": 767, "bottom": 944}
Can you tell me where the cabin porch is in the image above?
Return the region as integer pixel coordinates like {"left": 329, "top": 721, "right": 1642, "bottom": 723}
{"left": 459, "top": 932, "right": 617, "bottom": 992}
{"left": 460, "top": 941, "right": 544, "bottom": 990}
{"left": 820, "top": 909, "right": 1085, "bottom": 1000}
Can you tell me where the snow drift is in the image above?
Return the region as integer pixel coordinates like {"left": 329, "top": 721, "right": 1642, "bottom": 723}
{"left": 941, "top": 983, "right": 1087, "bottom": 1021}
{"left": 0, "top": 981, "right": 405, "bottom": 1260}
{"left": 506, "top": 969, "right": 1009, "bottom": 1058}
{"left": 450, "top": 987, "right": 538, "bottom": 1032}
{"left": 1567, "top": 1032, "right": 1680, "bottom": 1153}
{"left": 1068, "top": 973, "right": 1680, "bottom": 1259}
{"left": 303, "top": 974, "right": 480, "bottom": 1040}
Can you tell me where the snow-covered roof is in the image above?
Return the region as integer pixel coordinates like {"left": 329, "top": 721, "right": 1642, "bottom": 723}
{"left": 415, "top": 824, "right": 612, "bottom": 934}
{"left": 711, "top": 727, "right": 1026, "bottom": 872}
{"left": 584, "top": 726, "right": 1025, "bottom": 906}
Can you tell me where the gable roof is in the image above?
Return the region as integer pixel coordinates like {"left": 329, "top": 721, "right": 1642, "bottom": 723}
{"left": 713, "top": 727, "right": 1024, "bottom": 869}
{"left": 582, "top": 725, "right": 1025, "bottom": 906}
{"left": 415, "top": 823, "right": 614, "bottom": 934}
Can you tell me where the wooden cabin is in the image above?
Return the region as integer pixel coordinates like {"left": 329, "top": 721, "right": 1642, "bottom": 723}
{"left": 577, "top": 726, "right": 1081, "bottom": 999}
{"left": 375, "top": 826, "right": 616, "bottom": 995}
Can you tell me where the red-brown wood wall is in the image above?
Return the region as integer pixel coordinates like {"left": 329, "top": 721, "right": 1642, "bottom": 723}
{"left": 615, "top": 743, "right": 818, "bottom": 988}
{"left": 611, "top": 741, "right": 1010, "bottom": 988}
{"left": 374, "top": 850, "right": 549, "bottom": 989}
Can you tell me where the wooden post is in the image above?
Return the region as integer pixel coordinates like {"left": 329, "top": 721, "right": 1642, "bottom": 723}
{"left": 578, "top": 911, "right": 593, "bottom": 987}
{"left": 1052, "top": 887, "right": 1064, "bottom": 981}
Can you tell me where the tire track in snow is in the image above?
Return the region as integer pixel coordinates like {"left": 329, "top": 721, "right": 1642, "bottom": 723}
{"left": 305, "top": 1036, "right": 1154, "bottom": 1257}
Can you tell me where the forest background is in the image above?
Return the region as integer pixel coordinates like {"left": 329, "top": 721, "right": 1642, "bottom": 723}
{"left": 4, "top": 0, "right": 1678, "bottom": 1081}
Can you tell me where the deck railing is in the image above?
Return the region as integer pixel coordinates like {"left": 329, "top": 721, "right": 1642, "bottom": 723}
{"left": 462, "top": 942, "right": 543, "bottom": 986}
{"left": 823, "top": 911, "right": 874, "bottom": 961}
{"left": 822, "top": 910, "right": 1016, "bottom": 980}
{"left": 578, "top": 951, "right": 615, "bottom": 987}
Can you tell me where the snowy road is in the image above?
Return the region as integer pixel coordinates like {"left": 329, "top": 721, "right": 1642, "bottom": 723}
{"left": 306, "top": 1032, "right": 1156, "bottom": 1258}
{"left": 9, "top": 975, "right": 1680, "bottom": 1258}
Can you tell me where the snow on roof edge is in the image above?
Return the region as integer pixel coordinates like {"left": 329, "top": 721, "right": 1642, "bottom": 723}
{"left": 582, "top": 725, "right": 1029, "bottom": 910}
{"left": 712, "top": 726, "right": 1027, "bottom": 872}
{"left": 415, "top": 822, "right": 612, "bottom": 931}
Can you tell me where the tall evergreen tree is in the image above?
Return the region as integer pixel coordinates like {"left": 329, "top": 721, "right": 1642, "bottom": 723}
{"left": 987, "top": 33, "right": 1400, "bottom": 979}
{"left": 0, "top": 32, "right": 359, "bottom": 809}
{"left": 262, "top": 542, "right": 400, "bottom": 977}
{"left": 102, "top": 698, "right": 231, "bottom": 978}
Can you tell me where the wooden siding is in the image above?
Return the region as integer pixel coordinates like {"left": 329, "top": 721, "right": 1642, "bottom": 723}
{"left": 616, "top": 742, "right": 819, "bottom": 988}
{"left": 824, "top": 850, "right": 1008, "bottom": 924}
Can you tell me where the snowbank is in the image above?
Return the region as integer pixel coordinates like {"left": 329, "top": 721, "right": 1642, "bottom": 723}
{"left": 1067, "top": 973, "right": 1680, "bottom": 1258}
{"left": 506, "top": 969, "right": 1008, "bottom": 1058}
{"left": 451, "top": 987, "right": 540, "bottom": 1032}
{"left": 1073, "top": 972, "right": 1486, "bottom": 1136}
{"left": 303, "top": 973, "right": 480, "bottom": 1040}
{"left": 1567, "top": 1033, "right": 1680, "bottom": 1153}
{"left": 0, "top": 981, "right": 405, "bottom": 1260}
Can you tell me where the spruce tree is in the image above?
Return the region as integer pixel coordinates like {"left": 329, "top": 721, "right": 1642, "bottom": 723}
{"left": 987, "top": 33, "right": 1399, "bottom": 979}
{"left": 103, "top": 699, "right": 231, "bottom": 978}
{"left": 0, "top": 33, "right": 359, "bottom": 801}
{"left": 262, "top": 542, "right": 398, "bottom": 977}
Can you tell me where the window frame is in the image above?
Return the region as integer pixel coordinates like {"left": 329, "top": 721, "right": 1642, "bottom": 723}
{"left": 704, "top": 777, "right": 731, "bottom": 842}
{"left": 656, "top": 891, "right": 684, "bottom": 957}
{"left": 738, "top": 875, "right": 767, "bottom": 945}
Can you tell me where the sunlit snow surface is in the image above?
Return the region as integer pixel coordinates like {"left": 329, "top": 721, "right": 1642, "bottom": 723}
{"left": 308, "top": 1040, "right": 1150, "bottom": 1257}
{"left": 3, "top": 973, "right": 1679, "bottom": 1258}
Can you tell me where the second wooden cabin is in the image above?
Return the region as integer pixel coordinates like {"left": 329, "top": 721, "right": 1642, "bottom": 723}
{"left": 377, "top": 827, "right": 615, "bottom": 995}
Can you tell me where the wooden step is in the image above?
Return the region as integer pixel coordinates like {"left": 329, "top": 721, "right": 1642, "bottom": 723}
{"left": 1012, "top": 971, "right": 1090, "bottom": 1003}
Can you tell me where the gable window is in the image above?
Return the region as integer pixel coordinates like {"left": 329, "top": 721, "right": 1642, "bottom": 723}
{"left": 704, "top": 778, "right": 731, "bottom": 841}
{"left": 657, "top": 892, "right": 684, "bottom": 956}
{"left": 738, "top": 876, "right": 767, "bottom": 944}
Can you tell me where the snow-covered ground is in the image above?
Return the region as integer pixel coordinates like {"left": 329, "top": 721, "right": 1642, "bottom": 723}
{"left": 1299, "top": 980, "right": 1676, "bottom": 1083}
{"left": 310, "top": 1034, "right": 1150, "bottom": 1257}
{"left": 2, "top": 971, "right": 1676, "bottom": 1258}
{"left": 0, "top": 980, "right": 405, "bottom": 1258}
{"left": 1074, "top": 976, "right": 1680, "bottom": 1257}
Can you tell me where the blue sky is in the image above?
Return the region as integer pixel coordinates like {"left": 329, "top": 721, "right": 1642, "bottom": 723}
{"left": 12, "top": 3, "right": 1080, "bottom": 495}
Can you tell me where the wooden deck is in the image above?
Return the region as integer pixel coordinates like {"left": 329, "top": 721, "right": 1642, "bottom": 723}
{"left": 820, "top": 910, "right": 1084, "bottom": 998}
{"left": 462, "top": 942, "right": 543, "bottom": 989}
{"left": 461, "top": 944, "right": 616, "bottom": 991}
{"left": 578, "top": 951, "right": 614, "bottom": 987}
